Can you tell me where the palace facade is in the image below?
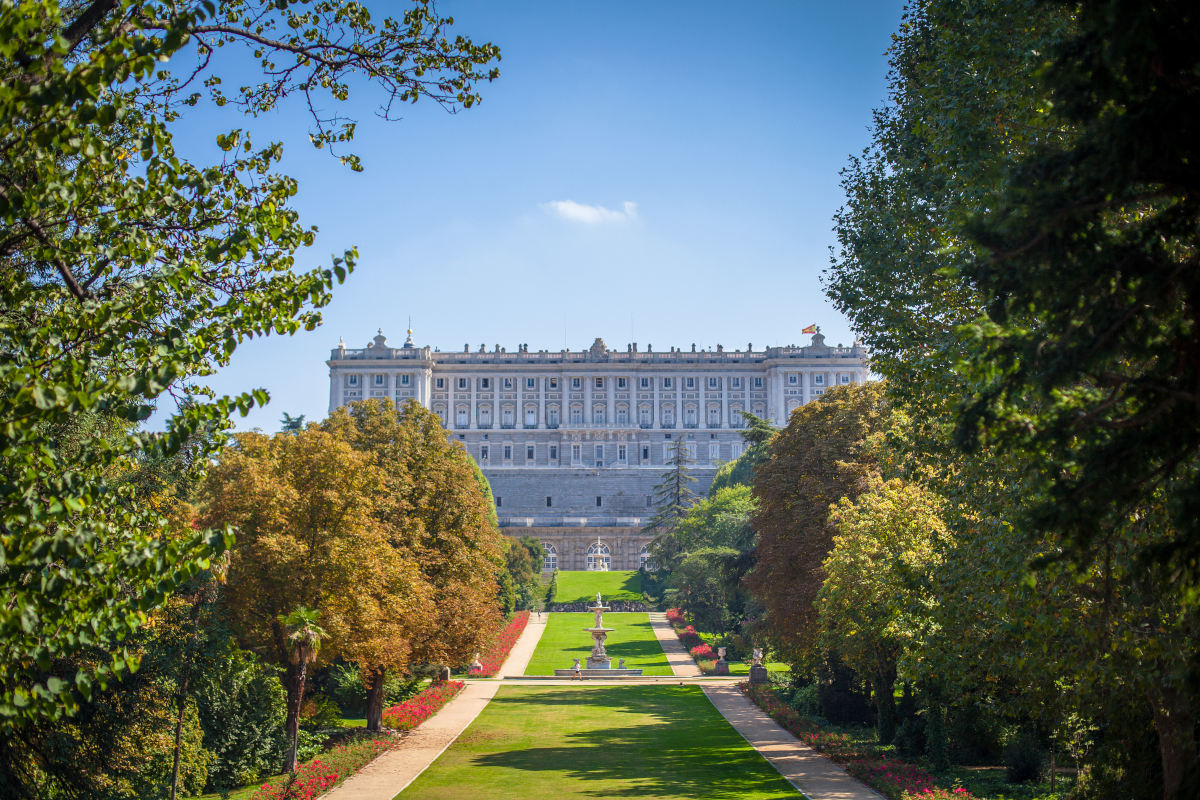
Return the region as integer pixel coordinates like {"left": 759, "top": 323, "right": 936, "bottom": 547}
{"left": 327, "top": 330, "right": 870, "bottom": 571}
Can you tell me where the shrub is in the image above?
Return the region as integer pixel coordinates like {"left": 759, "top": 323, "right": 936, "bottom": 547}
{"left": 789, "top": 683, "right": 821, "bottom": 718}
{"left": 300, "top": 695, "right": 344, "bottom": 731}
{"left": 689, "top": 643, "right": 715, "bottom": 660}
{"left": 1003, "top": 731, "right": 1047, "bottom": 783}
{"left": 893, "top": 715, "right": 926, "bottom": 759}
{"left": 193, "top": 647, "right": 286, "bottom": 792}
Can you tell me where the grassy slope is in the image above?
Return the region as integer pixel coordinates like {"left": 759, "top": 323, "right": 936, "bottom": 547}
{"left": 524, "top": 612, "right": 672, "bottom": 676}
{"left": 552, "top": 570, "right": 643, "bottom": 604}
{"left": 396, "top": 685, "right": 800, "bottom": 800}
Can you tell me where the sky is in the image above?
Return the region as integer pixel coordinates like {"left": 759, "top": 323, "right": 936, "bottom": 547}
{"left": 178, "top": 0, "right": 906, "bottom": 431}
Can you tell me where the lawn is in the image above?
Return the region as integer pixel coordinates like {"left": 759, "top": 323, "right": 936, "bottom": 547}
{"left": 523, "top": 612, "right": 672, "bottom": 676}
{"left": 552, "top": 570, "right": 643, "bottom": 604}
{"left": 395, "top": 685, "right": 801, "bottom": 799}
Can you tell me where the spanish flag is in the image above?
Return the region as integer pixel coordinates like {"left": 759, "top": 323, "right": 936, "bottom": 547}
{"left": 801, "top": 324, "right": 818, "bottom": 334}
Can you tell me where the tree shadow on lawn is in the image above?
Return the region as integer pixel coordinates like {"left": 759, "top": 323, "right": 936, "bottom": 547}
{"left": 472, "top": 688, "right": 799, "bottom": 798}
{"left": 619, "top": 571, "right": 642, "bottom": 597}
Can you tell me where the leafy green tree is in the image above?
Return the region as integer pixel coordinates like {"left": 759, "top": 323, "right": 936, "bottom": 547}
{"left": 817, "top": 478, "right": 947, "bottom": 745}
{"left": 0, "top": 0, "right": 499, "bottom": 736}
{"left": 280, "top": 414, "right": 307, "bottom": 434}
{"left": 708, "top": 412, "right": 777, "bottom": 495}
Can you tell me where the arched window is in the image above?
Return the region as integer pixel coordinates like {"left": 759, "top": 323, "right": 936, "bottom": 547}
{"left": 542, "top": 543, "right": 557, "bottom": 572}
{"left": 586, "top": 541, "right": 611, "bottom": 571}
{"left": 639, "top": 544, "right": 655, "bottom": 571}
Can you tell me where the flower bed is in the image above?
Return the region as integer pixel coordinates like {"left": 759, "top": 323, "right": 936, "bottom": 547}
{"left": 381, "top": 680, "right": 465, "bottom": 730}
{"left": 665, "top": 608, "right": 715, "bottom": 673}
{"left": 739, "top": 683, "right": 975, "bottom": 800}
{"left": 467, "top": 610, "right": 529, "bottom": 677}
{"left": 251, "top": 737, "right": 390, "bottom": 800}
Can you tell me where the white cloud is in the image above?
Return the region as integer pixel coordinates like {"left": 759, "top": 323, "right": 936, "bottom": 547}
{"left": 542, "top": 199, "right": 638, "bottom": 224}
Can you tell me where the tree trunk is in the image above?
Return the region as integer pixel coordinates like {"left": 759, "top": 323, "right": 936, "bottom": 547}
{"left": 874, "top": 659, "right": 898, "bottom": 745}
{"left": 366, "top": 668, "right": 387, "bottom": 732}
{"left": 1149, "top": 684, "right": 1197, "bottom": 800}
{"left": 168, "top": 669, "right": 190, "bottom": 800}
{"left": 283, "top": 661, "right": 308, "bottom": 773}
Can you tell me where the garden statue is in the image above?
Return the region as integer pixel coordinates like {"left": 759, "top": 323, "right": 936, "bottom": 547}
{"left": 715, "top": 646, "right": 730, "bottom": 676}
{"left": 749, "top": 647, "right": 768, "bottom": 684}
{"left": 618, "top": 658, "right": 626, "bottom": 669}
{"left": 752, "top": 647, "right": 763, "bottom": 666}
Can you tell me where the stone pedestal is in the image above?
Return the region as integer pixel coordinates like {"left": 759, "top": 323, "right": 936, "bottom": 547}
{"left": 714, "top": 660, "right": 730, "bottom": 676}
{"left": 749, "top": 665, "right": 769, "bottom": 684}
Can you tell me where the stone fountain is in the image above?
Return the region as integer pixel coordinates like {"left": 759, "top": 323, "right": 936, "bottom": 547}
{"left": 552, "top": 593, "right": 643, "bottom": 677}
{"left": 584, "top": 592, "right": 614, "bottom": 668}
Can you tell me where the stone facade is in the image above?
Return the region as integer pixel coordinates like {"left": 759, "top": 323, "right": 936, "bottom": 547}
{"left": 327, "top": 330, "right": 870, "bottom": 569}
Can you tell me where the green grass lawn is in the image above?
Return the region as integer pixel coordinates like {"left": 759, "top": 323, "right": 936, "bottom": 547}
{"left": 396, "top": 685, "right": 801, "bottom": 799}
{"left": 721, "top": 661, "right": 790, "bottom": 676}
{"left": 524, "top": 612, "right": 672, "bottom": 676}
{"left": 552, "top": 570, "right": 643, "bottom": 604}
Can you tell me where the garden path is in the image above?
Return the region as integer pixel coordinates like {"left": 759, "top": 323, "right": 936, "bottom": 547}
{"left": 703, "top": 684, "right": 885, "bottom": 800}
{"left": 646, "top": 610, "right": 703, "bottom": 677}
{"left": 321, "top": 614, "right": 548, "bottom": 800}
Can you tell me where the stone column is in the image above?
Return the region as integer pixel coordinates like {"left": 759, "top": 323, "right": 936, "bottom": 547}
{"left": 585, "top": 375, "right": 592, "bottom": 427}
{"left": 721, "top": 375, "right": 728, "bottom": 428}
{"left": 607, "top": 373, "right": 615, "bottom": 428}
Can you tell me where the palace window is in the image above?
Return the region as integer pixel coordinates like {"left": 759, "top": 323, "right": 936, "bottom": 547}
{"left": 685, "top": 377, "right": 695, "bottom": 389}
{"left": 618, "top": 377, "right": 628, "bottom": 389}
{"left": 503, "top": 377, "right": 513, "bottom": 390}
{"left": 542, "top": 543, "right": 557, "bottom": 571}
{"left": 731, "top": 377, "right": 742, "bottom": 389}
{"left": 546, "top": 496, "right": 553, "bottom": 507}
{"left": 526, "top": 444, "right": 535, "bottom": 460}
{"left": 570, "top": 407, "right": 583, "bottom": 424}
{"left": 595, "top": 377, "right": 604, "bottom": 389}
{"left": 374, "top": 374, "right": 385, "bottom": 386}
{"left": 548, "top": 408, "right": 560, "bottom": 427}
{"left": 709, "top": 442, "right": 720, "bottom": 461}
{"left": 616, "top": 407, "right": 628, "bottom": 425}
{"left": 571, "top": 444, "right": 582, "bottom": 464}
{"left": 814, "top": 374, "right": 825, "bottom": 385}
{"left": 549, "top": 444, "right": 558, "bottom": 460}
{"left": 640, "top": 544, "right": 654, "bottom": 571}
{"left": 593, "top": 406, "right": 606, "bottom": 424}
{"left": 596, "top": 496, "right": 602, "bottom": 507}
{"left": 479, "top": 377, "right": 491, "bottom": 390}
{"left": 480, "top": 445, "right": 489, "bottom": 461}
{"left": 527, "top": 377, "right": 537, "bottom": 389}
{"left": 347, "top": 375, "right": 359, "bottom": 386}
{"left": 400, "top": 374, "right": 410, "bottom": 386}
{"left": 708, "top": 377, "right": 719, "bottom": 389}
{"left": 753, "top": 377, "right": 763, "bottom": 388}
{"left": 639, "top": 407, "right": 651, "bottom": 426}
{"left": 594, "top": 444, "right": 604, "bottom": 466}
{"left": 617, "top": 445, "right": 627, "bottom": 462}
{"left": 571, "top": 377, "right": 582, "bottom": 389}
{"left": 496, "top": 496, "right": 501, "bottom": 507}
{"left": 641, "top": 445, "right": 650, "bottom": 461}
{"left": 458, "top": 377, "right": 468, "bottom": 390}
{"left": 662, "top": 377, "right": 673, "bottom": 389}
{"left": 788, "top": 373, "right": 798, "bottom": 385}
{"left": 503, "top": 445, "right": 512, "bottom": 460}
{"left": 548, "top": 377, "right": 559, "bottom": 389}
{"left": 436, "top": 377, "right": 445, "bottom": 389}
{"left": 456, "top": 408, "right": 468, "bottom": 427}
{"left": 840, "top": 374, "right": 851, "bottom": 384}
{"left": 640, "top": 377, "right": 650, "bottom": 389}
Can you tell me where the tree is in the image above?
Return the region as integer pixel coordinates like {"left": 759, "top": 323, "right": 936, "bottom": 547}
{"left": 817, "top": 478, "right": 947, "bottom": 745}
{"left": 953, "top": 0, "right": 1200, "bottom": 590}
{"left": 708, "top": 412, "right": 777, "bottom": 495}
{"left": 749, "top": 382, "right": 891, "bottom": 658}
{"left": 200, "top": 427, "right": 409, "bottom": 763}
{"left": 645, "top": 437, "right": 699, "bottom": 534}
{"left": 319, "top": 399, "right": 504, "bottom": 729}
{"left": 1, "top": 0, "right": 499, "bottom": 732}
{"left": 278, "top": 608, "right": 325, "bottom": 773}
{"left": 280, "top": 414, "right": 306, "bottom": 434}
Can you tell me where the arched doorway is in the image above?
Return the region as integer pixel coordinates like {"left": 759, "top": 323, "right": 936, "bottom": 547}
{"left": 586, "top": 541, "right": 611, "bottom": 571}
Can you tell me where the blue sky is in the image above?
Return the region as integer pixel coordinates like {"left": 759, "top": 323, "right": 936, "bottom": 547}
{"left": 183, "top": 0, "right": 906, "bottom": 431}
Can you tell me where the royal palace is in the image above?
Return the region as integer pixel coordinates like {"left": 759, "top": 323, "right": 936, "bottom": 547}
{"left": 327, "top": 330, "right": 869, "bottom": 572}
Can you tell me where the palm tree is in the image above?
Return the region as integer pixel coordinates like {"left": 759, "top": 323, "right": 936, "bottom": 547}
{"left": 280, "top": 606, "right": 326, "bottom": 772}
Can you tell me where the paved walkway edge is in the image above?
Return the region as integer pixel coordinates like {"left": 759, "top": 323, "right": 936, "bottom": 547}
{"left": 323, "top": 614, "right": 549, "bottom": 800}
{"left": 702, "top": 685, "right": 885, "bottom": 800}
{"left": 647, "top": 611, "right": 703, "bottom": 677}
